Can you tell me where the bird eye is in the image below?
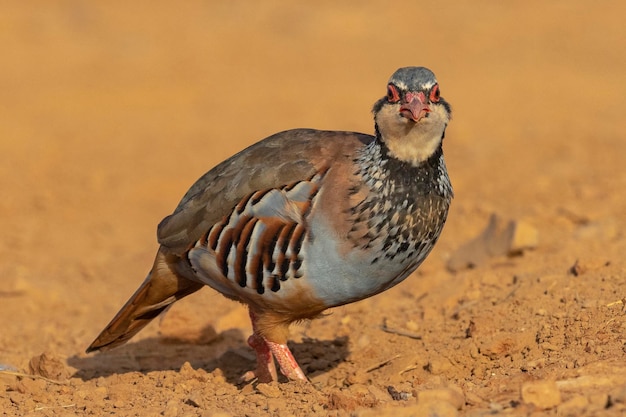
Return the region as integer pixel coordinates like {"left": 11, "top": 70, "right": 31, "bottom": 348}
{"left": 387, "top": 84, "right": 400, "bottom": 103}
{"left": 429, "top": 84, "right": 440, "bottom": 103}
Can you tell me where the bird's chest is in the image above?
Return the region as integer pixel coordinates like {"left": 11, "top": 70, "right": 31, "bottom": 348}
{"left": 299, "top": 173, "right": 450, "bottom": 308}
{"left": 345, "top": 179, "right": 450, "bottom": 268}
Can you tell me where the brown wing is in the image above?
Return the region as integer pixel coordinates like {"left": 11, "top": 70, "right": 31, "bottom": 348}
{"left": 157, "top": 129, "right": 373, "bottom": 254}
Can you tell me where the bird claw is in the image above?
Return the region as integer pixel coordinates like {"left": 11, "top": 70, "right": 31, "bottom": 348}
{"left": 242, "top": 332, "right": 307, "bottom": 383}
{"left": 266, "top": 340, "right": 307, "bottom": 382}
{"left": 241, "top": 333, "right": 278, "bottom": 383}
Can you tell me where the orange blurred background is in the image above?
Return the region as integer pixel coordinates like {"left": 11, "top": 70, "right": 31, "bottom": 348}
{"left": 1, "top": 0, "right": 625, "bottom": 361}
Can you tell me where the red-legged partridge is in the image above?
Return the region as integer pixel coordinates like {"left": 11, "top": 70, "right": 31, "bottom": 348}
{"left": 87, "top": 66, "right": 453, "bottom": 383}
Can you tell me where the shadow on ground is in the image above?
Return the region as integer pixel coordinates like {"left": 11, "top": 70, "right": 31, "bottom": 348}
{"left": 69, "top": 326, "right": 349, "bottom": 385}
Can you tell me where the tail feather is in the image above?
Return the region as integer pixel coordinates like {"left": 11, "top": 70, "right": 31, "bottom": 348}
{"left": 86, "top": 250, "right": 203, "bottom": 353}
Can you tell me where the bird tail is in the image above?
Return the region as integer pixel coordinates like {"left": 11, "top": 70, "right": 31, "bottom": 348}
{"left": 86, "top": 249, "right": 203, "bottom": 353}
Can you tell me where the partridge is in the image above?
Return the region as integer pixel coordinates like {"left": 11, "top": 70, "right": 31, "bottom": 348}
{"left": 87, "top": 66, "right": 453, "bottom": 383}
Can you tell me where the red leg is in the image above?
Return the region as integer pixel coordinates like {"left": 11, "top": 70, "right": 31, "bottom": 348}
{"left": 241, "top": 309, "right": 307, "bottom": 382}
{"left": 240, "top": 332, "right": 277, "bottom": 383}
{"left": 266, "top": 340, "right": 307, "bottom": 381}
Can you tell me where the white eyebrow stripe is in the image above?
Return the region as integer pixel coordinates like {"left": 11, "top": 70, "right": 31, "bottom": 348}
{"left": 390, "top": 79, "right": 437, "bottom": 91}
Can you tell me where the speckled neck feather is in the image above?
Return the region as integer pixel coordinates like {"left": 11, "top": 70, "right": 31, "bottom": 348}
{"left": 348, "top": 138, "right": 452, "bottom": 265}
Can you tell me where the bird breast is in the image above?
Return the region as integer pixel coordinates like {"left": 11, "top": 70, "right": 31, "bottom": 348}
{"left": 300, "top": 142, "right": 452, "bottom": 308}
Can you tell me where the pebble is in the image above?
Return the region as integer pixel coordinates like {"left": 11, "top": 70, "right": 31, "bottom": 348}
{"left": 266, "top": 398, "right": 283, "bottom": 412}
{"left": 508, "top": 219, "right": 539, "bottom": 254}
{"left": 610, "top": 384, "right": 626, "bottom": 404}
{"left": 569, "top": 257, "right": 610, "bottom": 276}
{"left": 28, "top": 351, "right": 69, "bottom": 381}
{"left": 405, "top": 320, "right": 419, "bottom": 331}
{"left": 163, "top": 399, "right": 180, "bottom": 417}
{"left": 256, "top": 382, "right": 281, "bottom": 398}
{"left": 426, "top": 357, "right": 453, "bottom": 375}
{"left": 521, "top": 380, "right": 561, "bottom": 409}
{"left": 574, "top": 218, "right": 617, "bottom": 240}
{"left": 556, "top": 395, "right": 589, "bottom": 416}
{"left": 418, "top": 388, "right": 465, "bottom": 410}
{"left": 353, "top": 401, "right": 457, "bottom": 417}
{"left": 185, "top": 392, "right": 204, "bottom": 408}
{"left": 411, "top": 400, "right": 459, "bottom": 417}
{"left": 368, "top": 385, "right": 391, "bottom": 403}
{"left": 588, "top": 392, "right": 609, "bottom": 409}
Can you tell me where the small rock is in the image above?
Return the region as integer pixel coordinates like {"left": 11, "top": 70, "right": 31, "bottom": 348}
{"left": 309, "top": 371, "right": 330, "bottom": 386}
{"left": 256, "top": 382, "right": 281, "bottom": 398}
{"left": 185, "top": 392, "right": 204, "bottom": 408}
{"left": 179, "top": 361, "right": 195, "bottom": 376}
{"left": 426, "top": 357, "right": 453, "bottom": 375}
{"left": 540, "top": 342, "right": 559, "bottom": 352}
{"left": 556, "top": 395, "right": 589, "bottom": 417}
{"left": 211, "top": 369, "right": 227, "bottom": 385}
{"left": 468, "top": 342, "right": 480, "bottom": 359}
{"left": 92, "top": 386, "right": 108, "bottom": 406}
{"left": 588, "top": 392, "right": 609, "bottom": 409}
{"left": 574, "top": 218, "right": 617, "bottom": 240}
{"left": 569, "top": 257, "right": 610, "bottom": 276}
{"left": 508, "top": 219, "right": 539, "bottom": 254}
{"left": 356, "top": 334, "right": 371, "bottom": 349}
{"left": 418, "top": 388, "right": 465, "bottom": 410}
{"left": 521, "top": 380, "right": 561, "bottom": 409}
{"left": 522, "top": 358, "right": 546, "bottom": 370}
{"left": 74, "top": 389, "right": 88, "bottom": 400}
{"left": 406, "top": 320, "right": 420, "bottom": 332}
{"left": 163, "top": 399, "right": 180, "bottom": 417}
{"left": 14, "top": 376, "right": 47, "bottom": 395}
{"left": 348, "top": 383, "right": 369, "bottom": 393}
{"left": 464, "top": 390, "right": 485, "bottom": 406}
{"left": 346, "top": 370, "right": 369, "bottom": 385}
{"left": 240, "top": 383, "right": 255, "bottom": 395}
{"left": 369, "top": 385, "right": 392, "bottom": 403}
{"left": 28, "top": 352, "right": 69, "bottom": 381}
{"left": 481, "top": 336, "right": 517, "bottom": 359}
{"left": 266, "top": 398, "right": 282, "bottom": 412}
{"left": 411, "top": 400, "right": 459, "bottom": 417}
{"left": 609, "top": 384, "right": 626, "bottom": 404}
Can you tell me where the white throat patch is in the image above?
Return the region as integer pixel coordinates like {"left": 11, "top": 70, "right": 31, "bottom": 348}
{"left": 375, "top": 103, "right": 449, "bottom": 165}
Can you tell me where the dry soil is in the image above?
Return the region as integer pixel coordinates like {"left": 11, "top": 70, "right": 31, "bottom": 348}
{"left": 1, "top": 2, "right": 625, "bottom": 416}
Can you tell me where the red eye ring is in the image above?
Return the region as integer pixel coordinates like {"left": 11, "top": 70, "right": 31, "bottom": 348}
{"left": 387, "top": 84, "right": 400, "bottom": 103}
{"left": 429, "top": 84, "right": 440, "bottom": 103}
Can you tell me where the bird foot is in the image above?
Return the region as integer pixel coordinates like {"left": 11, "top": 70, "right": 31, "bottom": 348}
{"left": 239, "top": 333, "right": 307, "bottom": 383}
{"left": 240, "top": 333, "right": 277, "bottom": 383}
{"left": 266, "top": 340, "right": 307, "bottom": 381}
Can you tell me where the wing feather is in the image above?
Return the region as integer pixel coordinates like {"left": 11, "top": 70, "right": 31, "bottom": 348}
{"left": 157, "top": 129, "right": 373, "bottom": 254}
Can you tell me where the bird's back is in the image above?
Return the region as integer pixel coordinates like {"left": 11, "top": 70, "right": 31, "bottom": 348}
{"left": 157, "top": 128, "right": 373, "bottom": 255}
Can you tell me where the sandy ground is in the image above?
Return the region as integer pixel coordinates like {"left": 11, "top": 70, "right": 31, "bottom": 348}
{"left": 1, "top": 2, "right": 625, "bottom": 416}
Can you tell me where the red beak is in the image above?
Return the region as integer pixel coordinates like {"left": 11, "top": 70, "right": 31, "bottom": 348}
{"left": 400, "top": 91, "right": 430, "bottom": 122}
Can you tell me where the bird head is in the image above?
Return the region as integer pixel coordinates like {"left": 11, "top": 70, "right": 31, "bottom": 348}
{"left": 373, "top": 67, "right": 451, "bottom": 166}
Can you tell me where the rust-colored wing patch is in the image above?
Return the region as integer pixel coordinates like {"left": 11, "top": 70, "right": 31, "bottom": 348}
{"left": 188, "top": 169, "right": 328, "bottom": 296}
